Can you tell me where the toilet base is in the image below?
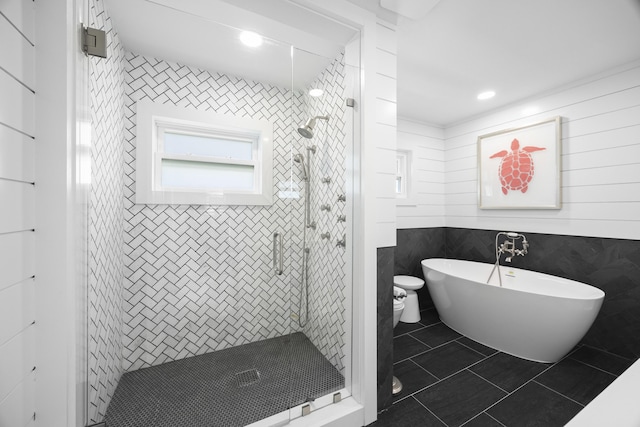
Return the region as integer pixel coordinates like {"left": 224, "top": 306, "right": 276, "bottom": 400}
{"left": 399, "top": 290, "right": 421, "bottom": 323}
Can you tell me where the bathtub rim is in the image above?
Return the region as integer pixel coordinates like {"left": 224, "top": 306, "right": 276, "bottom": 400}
{"left": 421, "top": 257, "right": 605, "bottom": 301}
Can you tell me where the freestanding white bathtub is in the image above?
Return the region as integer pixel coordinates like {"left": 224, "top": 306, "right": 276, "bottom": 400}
{"left": 421, "top": 258, "right": 605, "bottom": 363}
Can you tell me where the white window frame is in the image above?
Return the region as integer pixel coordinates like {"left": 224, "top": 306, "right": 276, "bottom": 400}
{"left": 395, "top": 150, "right": 409, "bottom": 199}
{"left": 135, "top": 100, "right": 273, "bottom": 205}
{"left": 395, "top": 149, "right": 417, "bottom": 206}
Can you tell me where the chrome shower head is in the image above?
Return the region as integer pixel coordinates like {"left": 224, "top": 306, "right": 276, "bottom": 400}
{"left": 297, "top": 115, "right": 329, "bottom": 139}
{"left": 297, "top": 123, "right": 314, "bottom": 139}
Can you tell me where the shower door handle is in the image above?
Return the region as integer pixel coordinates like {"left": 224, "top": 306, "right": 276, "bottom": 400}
{"left": 273, "top": 232, "right": 283, "bottom": 275}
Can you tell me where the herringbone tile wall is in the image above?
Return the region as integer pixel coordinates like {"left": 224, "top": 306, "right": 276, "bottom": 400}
{"left": 86, "top": 11, "right": 351, "bottom": 420}
{"left": 88, "top": 0, "right": 125, "bottom": 422}
{"left": 121, "top": 51, "right": 350, "bottom": 373}
{"left": 299, "top": 52, "right": 348, "bottom": 372}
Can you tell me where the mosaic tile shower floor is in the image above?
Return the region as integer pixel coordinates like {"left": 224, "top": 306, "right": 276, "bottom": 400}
{"left": 105, "top": 332, "right": 344, "bottom": 427}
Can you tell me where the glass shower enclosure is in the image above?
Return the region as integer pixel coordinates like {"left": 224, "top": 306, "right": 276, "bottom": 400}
{"left": 86, "top": 0, "right": 359, "bottom": 425}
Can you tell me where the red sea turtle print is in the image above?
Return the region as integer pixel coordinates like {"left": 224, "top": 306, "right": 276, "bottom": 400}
{"left": 490, "top": 138, "right": 545, "bottom": 195}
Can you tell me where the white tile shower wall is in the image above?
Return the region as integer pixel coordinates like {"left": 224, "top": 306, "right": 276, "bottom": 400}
{"left": 122, "top": 53, "right": 306, "bottom": 371}
{"left": 87, "top": 0, "right": 125, "bottom": 422}
{"left": 443, "top": 62, "right": 640, "bottom": 240}
{"left": 397, "top": 119, "right": 446, "bottom": 229}
{"left": 300, "top": 52, "right": 348, "bottom": 372}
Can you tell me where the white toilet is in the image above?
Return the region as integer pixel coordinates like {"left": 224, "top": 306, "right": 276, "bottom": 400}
{"left": 394, "top": 275, "right": 425, "bottom": 323}
{"left": 393, "top": 286, "right": 406, "bottom": 327}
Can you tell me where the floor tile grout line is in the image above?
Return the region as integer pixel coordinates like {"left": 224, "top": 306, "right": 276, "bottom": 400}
{"left": 459, "top": 410, "right": 508, "bottom": 427}
{"left": 393, "top": 323, "right": 427, "bottom": 339}
{"left": 407, "top": 358, "right": 439, "bottom": 379}
{"left": 454, "top": 336, "right": 497, "bottom": 358}
{"left": 411, "top": 395, "right": 450, "bottom": 427}
{"left": 485, "top": 411, "right": 509, "bottom": 427}
{"left": 531, "top": 380, "right": 586, "bottom": 408}
{"left": 405, "top": 325, "right": 463, "bottom": 353}
{"left": 394, "top": 323, "right": 467, "bottom": 365}
{"left": 393, "top": 346, "right": 433, "bottom": 365}
{"left": 422, "top": 344, "right": 495, "bottom": 378}
{"left": 392, "top": 349, "right": 497, "bottom": 405}
{"left": 470, "top": 349, "right": 578, "bottom": 419}
{"left": 579, "top": 343, "right": 637, "bottom": 363}
{"left": 409, "top": 335, "right": 457, "bottom": 352}
{"left": 567, "top": 354, "right": 625, "bottom": 378}
{"left": 466, "top": 368, "right": 510, "bottom": 395}
{"left": 389, "top": 358, "right": 440, "bottom": 405}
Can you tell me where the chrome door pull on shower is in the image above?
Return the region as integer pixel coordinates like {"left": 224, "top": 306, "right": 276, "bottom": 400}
{"left": 273, "top": 232, "right": 283, "bottom": 275}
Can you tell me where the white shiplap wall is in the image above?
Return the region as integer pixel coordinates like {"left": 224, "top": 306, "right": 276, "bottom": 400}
{"left": 396, "top": 119, "right": 445, "bottom": 229}
{"left": 0, "top": 1, "right": 36, "bottom": 426}
{"left": 374, "top": 21, "right": 398, "bottom": 247}
{"left": 443, "top": 62, "right": 640, "bottom": 240}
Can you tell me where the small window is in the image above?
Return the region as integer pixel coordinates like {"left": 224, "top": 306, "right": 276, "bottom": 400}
{"left": 136, "top": 101, "right": 273, "bottom": 205}
{"left": 396, "top": 151, "right": 408, "bottom": 198}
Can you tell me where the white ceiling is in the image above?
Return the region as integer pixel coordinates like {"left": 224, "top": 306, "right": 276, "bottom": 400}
{"left": 394, "top": 0, "right": 640, "bottom": 126}
{"left": 104, "top": 0, "right": 356, "bottom": 91}
{"left": 104, "top": 0, "right": 640, "bottom": 127}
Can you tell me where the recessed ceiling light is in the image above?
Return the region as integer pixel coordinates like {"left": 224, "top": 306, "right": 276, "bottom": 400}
{"left": 309, "top": 88, "right": 323, "bottom": 97}
{"left": 477, "top": 90, "right": 496, "bottom": 100}
{"left": 240, "top": 31, "right": 263, "bottom": 48}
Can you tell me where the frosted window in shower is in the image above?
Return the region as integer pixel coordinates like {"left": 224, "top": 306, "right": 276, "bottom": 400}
{"left": 161, "top": 160, "right": 254, "bottom": 190}
{"left": 163, "top": 131, "right": 253, "bottom": 160}
{"left": 135, "top": 100, "right": 273, "bottom": 205}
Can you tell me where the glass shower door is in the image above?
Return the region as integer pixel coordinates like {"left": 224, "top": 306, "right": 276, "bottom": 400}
{"left": 284, "top": 43, "right": 359, "bottom": 421}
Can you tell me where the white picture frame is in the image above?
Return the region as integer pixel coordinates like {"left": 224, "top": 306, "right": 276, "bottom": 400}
{"left": 478, "top": 116, "right": 561, "bottom": 209}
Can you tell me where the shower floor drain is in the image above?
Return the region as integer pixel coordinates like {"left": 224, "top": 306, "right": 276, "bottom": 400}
{"left": 236, "top": 369, "right": 261, "bottom": 387}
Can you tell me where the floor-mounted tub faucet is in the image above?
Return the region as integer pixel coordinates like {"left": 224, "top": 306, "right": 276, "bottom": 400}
{"left": 487, "top": 232, "right": 528, "bottom": 286}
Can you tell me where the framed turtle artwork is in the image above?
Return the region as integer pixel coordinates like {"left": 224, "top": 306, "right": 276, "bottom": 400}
{"left": 477, "top": 116, "right": 561, "bottom": 209}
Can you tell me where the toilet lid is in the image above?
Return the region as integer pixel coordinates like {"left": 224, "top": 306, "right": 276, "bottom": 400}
{"left": 394, "top": 275, "right": 425, "bottom": 290}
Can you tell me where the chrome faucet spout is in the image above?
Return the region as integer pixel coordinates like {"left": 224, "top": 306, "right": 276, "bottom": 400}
{"left": 488, "top": 231, "right": 529, "bottom": 286}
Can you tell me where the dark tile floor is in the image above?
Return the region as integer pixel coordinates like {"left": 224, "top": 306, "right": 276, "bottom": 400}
{"left": 370, "top": 307, "right": 635, "bottom": 427}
